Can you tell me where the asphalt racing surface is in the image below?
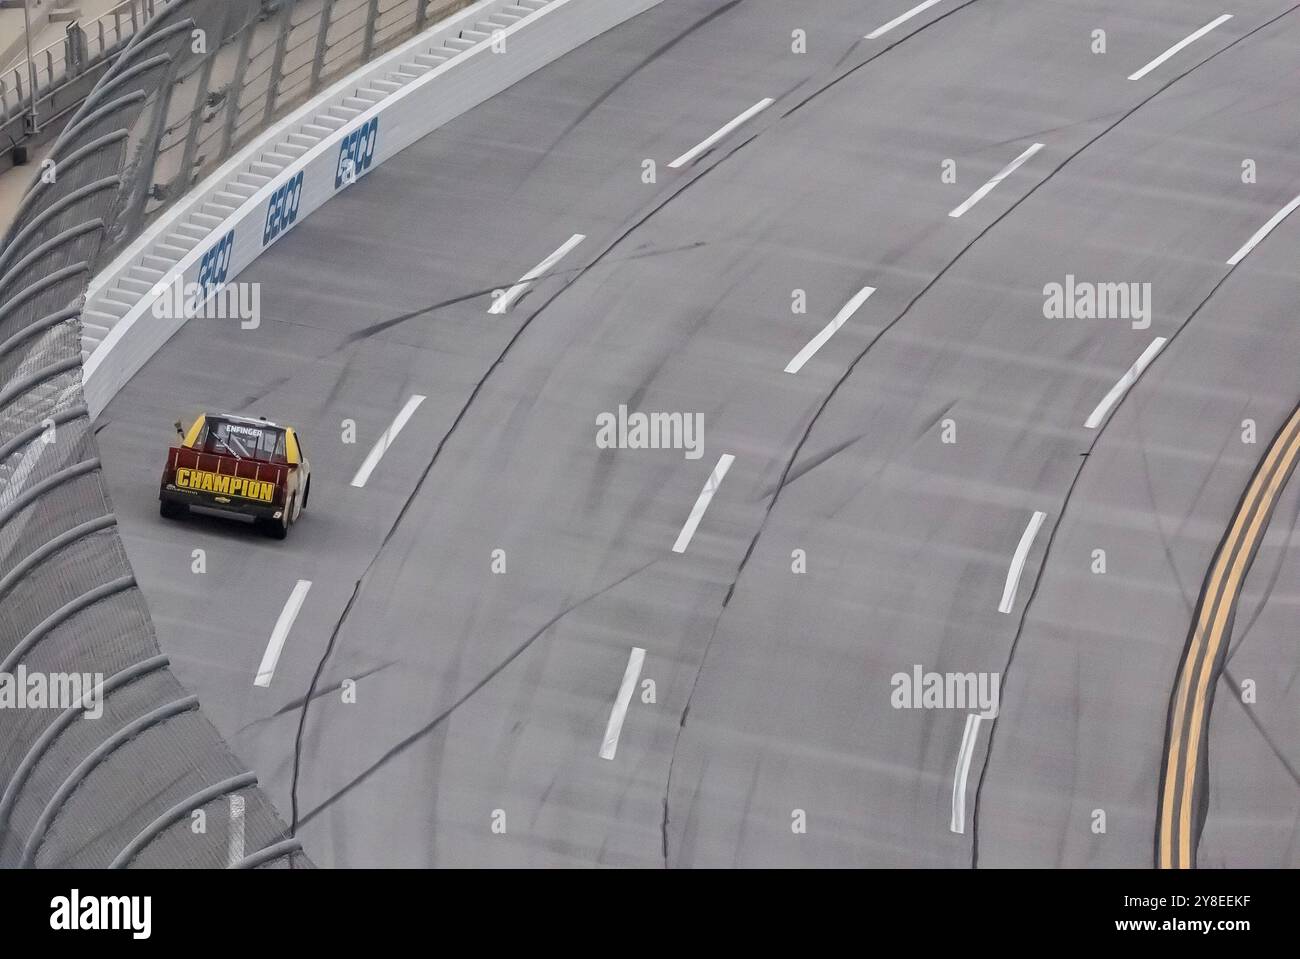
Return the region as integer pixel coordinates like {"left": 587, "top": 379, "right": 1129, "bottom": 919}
{"left": 95, "top": 0, "right": 1300, "bottom": 867}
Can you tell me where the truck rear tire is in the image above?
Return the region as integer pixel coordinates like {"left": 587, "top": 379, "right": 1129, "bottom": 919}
{"left": 262, "top": 496, "right": 292, "bottom": 539}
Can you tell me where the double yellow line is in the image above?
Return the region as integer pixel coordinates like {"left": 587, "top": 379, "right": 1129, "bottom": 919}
{"left": 1157, "top": 403, "right": 1300, "bottom": 868}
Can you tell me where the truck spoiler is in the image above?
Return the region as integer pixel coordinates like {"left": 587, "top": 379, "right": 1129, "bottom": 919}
{"left": 161, "top": 446, "right": 293, "bottom": 507}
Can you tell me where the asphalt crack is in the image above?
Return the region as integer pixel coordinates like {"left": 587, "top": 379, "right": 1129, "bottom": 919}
{"left": 292, "top": 558, "right": 659, "bottom": 832}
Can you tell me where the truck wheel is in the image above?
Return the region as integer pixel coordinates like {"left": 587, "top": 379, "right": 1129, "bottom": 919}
{"left": 263, "top": 497, "right": 292, "bottom": 539}
{"left": 160, "top": 500, "right": 184, "bottom": 520}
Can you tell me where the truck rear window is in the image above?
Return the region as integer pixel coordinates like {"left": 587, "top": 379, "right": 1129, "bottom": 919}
{"left": 199, "top": 419, "right": 287, "bottom": 463}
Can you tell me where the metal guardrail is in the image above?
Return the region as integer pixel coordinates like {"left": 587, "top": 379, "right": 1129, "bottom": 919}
{"left": 0, "top": 0, "right": 470, "bottom": 189}
{"left": 142, "top": 0, "right": 473, "bottom": 216}
{"left": 0, "top": 1, "right": 160, "bottom": 126}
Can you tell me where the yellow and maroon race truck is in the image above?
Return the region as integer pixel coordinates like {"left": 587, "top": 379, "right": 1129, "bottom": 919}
{"left": 159, "top": 413, "right": 311, "bottom": 539}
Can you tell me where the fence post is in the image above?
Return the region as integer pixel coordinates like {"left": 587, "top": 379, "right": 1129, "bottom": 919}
{"left": 178, "top": 53, "right": 217, "bottom": 196}
{"left": 65, "top": 22, "right": 89, "bottom": 76}
{"left": 179, "top": 0, "right": 239, "bottom": 193}
{"left": 310, "top": 0, "right": 335, "bottom": 91}
{"left": 220, "top": 24, "right": 255, "bottom": 157}
{"left": 21, "top": 0, "right": 39, "bottom": 134}
{"left": 263, "top": 1, "right": 295, "bottom": 121}
{"left": 124, "top": 70, "right": 179, "bottom": 239}
{"left": 361, "top": 0, "right": 380, "bottom": 62}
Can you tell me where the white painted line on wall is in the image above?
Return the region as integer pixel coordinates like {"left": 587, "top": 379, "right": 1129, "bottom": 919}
{"left": 350, "top": 394, "right": 427, "bottom": 488}
{"left": 599, "top": 646, "right": 646, "bottom": 760}
{"left": 672, "top": 453, "right": 735, "bottom": 553}
{"left": 254, "top": 579, "right": 312, "bottom": 687}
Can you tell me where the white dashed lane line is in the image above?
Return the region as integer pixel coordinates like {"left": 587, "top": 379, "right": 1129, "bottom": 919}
{"left": 1083, "top": 337, "right": 1167, "bottom": 430}
{"left": 672, "top": 453, "right": 735, "bottom": 554}
{"left": 1128, "top": 14, "right": 1233, "bottom": 81}
{"left": 784, "top": 286, "right": 875, "bottom": 374}
{"left": 668, "top": 98, "right": 774, "bottom": 170}
{"left": 350, "top": 393, "right": 427, "bottom": 488}
{"left": 948, "top": 143, "right": 1044, "bottom": 219}
{"left": 998, "top": 510, "right": 1047, "bottom": 614}
{"left": 866, "top": 0, "right": 947, "bottom": 40}
{"left": 1226, "top": 193, "right": 1300, "bottom": 265}
{"left": 599, "top": 646, "right": 646, "bottom": 760}
{"left": 488, "top": 233, "right": 586, "bottom": 315}
{"left": 950, "top": 712, "right": 983, "bottom": 834}
{"left": 254, "top": 579, "right": 312, "bottom": 687}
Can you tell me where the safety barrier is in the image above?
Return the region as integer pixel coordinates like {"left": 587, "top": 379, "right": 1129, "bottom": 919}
{"left": 81, "top": 0, "right": 664, "bottom": 418}
{"left": 0, "top": 0, "right": 662, "bottom": 867}
{"left": 0, "top": 0, "right": 310, "bottom": 869}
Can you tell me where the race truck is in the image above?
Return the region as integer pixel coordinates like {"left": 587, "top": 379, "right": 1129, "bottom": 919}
{"left": 159, "top": 413, "right": 311, "bottom": 539}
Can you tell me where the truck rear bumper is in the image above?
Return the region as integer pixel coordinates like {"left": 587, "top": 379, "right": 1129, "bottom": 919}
{"left": 160, "top": 485, "right": 284, "bottom": 521}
